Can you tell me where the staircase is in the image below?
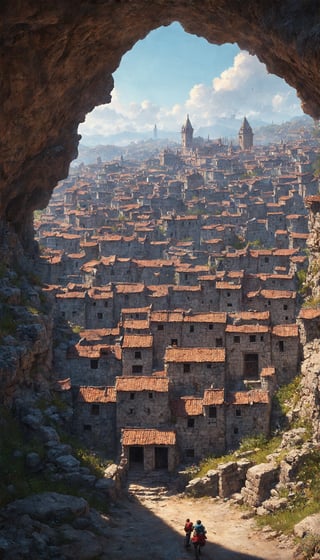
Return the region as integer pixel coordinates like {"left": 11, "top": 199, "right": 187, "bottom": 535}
{"left": 126, "top": 468, "right": 174, "bottom": 502}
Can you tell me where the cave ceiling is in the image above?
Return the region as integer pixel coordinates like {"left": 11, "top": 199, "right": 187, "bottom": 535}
{"left": 1, "top": 1, "right": 320, "bottom": 237}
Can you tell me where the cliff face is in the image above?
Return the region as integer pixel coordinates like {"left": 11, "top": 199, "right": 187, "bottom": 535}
{"left": 1, "top": 1, "right": 320, "bottom": 243}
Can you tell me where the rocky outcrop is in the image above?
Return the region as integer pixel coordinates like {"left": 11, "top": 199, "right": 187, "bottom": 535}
{"left": 1, "top": 2, "right": 320, "bottom": 241}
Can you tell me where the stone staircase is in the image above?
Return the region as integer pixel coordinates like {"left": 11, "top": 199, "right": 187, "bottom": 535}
{"left": 126, "top": 468, "right": 174, "bottom": 502}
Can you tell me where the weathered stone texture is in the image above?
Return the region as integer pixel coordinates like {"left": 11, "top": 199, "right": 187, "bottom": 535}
{"left": 1, "top": 2, "right": 320, "bottom": 240}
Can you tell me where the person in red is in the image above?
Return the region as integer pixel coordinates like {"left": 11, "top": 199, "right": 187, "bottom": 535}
{"left": 192, "top": 519, "right": 207, "bottom": 547}
{"left": 184, "top": 518, "right": 194, "bottom": 548}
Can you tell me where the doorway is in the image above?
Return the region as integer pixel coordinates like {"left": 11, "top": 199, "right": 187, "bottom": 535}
{"left": 129, "top": 445, "right": 144, "bottom": 467}
{"left": 155, "top": 446, "right": 168, "bottom": 469}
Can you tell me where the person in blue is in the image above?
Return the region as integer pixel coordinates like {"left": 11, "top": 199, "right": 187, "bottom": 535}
{"left": 192, "top": 519, "right": 207, "bottom": 548}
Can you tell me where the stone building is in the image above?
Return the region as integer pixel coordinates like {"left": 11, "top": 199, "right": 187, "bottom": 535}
{"left": 181, "top": 115, "right": 194, "bottom": 151}
{"left": 238, "top": 117, "right": 253, "bottom": 150}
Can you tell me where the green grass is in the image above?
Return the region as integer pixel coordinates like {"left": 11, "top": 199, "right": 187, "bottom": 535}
{"left": 257, "top": 450, "right": 320, "bottom": 538}
{"left": 197, "top": 434, "right": 283, "bottom": 477}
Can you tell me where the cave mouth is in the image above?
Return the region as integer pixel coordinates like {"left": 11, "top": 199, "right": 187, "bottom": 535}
{"left": 2, "top": 2, "right": 319, "bottom": 241}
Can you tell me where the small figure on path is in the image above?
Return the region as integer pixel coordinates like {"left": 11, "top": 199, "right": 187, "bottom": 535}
{"left": 184, "top": 518, "right": 194, "bottom": 548}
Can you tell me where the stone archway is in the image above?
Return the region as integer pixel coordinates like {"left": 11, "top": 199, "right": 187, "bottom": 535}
{"left": 1, "top": 1, "right": 320, "bottom": 241}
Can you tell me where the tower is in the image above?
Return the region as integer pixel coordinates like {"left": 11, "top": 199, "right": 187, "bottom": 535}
{"left": 181, "top": 115, "right": 193, "bottom": 149}
{"left": 239, "top": 117, "right": 253, "bottom": 150}
{"left": 153, "top": 124, "right": 157, "bottom": 140}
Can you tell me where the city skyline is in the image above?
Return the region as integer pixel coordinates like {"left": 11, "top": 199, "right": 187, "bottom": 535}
{"left": 79, "top": 22, "right": 304, "bottom": 144}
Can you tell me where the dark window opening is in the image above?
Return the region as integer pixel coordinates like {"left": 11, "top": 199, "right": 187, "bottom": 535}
{"left": 250, "top": 335, "right": 256, "bottom": 343}
{"left": 243, "top": 353, "right": 259, "bottom": 378}
{"left": 260, "top": 335, "right": 264, "bottom": 341}
{"left": 235, "top": 408, "right": 241, "bottom": 417}
{"left": 171, "top": 338, "right": 178, "bottom": 346}
{"left": 209, "top": 324, "right": 213, "bottom": 330}
{"left": 187, "top": 418, "right": 195, "bottom": 428}
{"left": 227, "top": 303, "right": 233, "bottom": 307}
{"left": 129, "top": 408, "right": 135, "bottom": 414}
{"left": 97, "top": 312, "right": 103, "bottom": 319}
{"left": 264, "top": 257, "right": 269, "bottom": 263}
{"left": 132, "top": 365, "right": 143, "bottom": 374}
{"left": 234, "top": 335, "right": 240, "bottom": 343}
{"left": 130, "top": 392, "right": 135, "bottom": 400}
{"left": 183, "top": 363, "right": 191, "bottom": 373}
{"left": 83, "top": 424, "right": 92, "bottom": 432}
{"left": 90, "top": 359, "right": 98, "bottom": 369}
{"left": 215, "top": 337, "right": 223, "bottom": 347}
{"left": 234, "top": 426, "right": 239, "bottom": 434}
{"left": 148, "top": 392, "right": 153, "bottom": 399}
{"left": 157, "top": 324, "right": 164, "bottom": 331}
{"left": 209, "top": 406, "right": 217, "bottom": 419}
{"left": 283, "top": 304, "right": 288, "bottom": 310}
{"left": 104, "top": 301, "right": 108, "bottom": 307}
{"left": 134, "top": 350, "right": 142, "bottom": 359}
{"left": 186, "top": 449, "right": 195, "bottom": 458}
{"left": 91, "top": 404, "right": 100, "bottom": 416}
{"left": 190, "top": 325, "right": 194, "bottom": 333}
{"left": 279, "top": 340, "right": 284, "bottom": 352}
{"left": 206, "top": 363, "right": 212, "bottom": 369}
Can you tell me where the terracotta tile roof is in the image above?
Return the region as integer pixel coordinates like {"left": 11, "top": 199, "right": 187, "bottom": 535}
{"left": 121, "top": 306, "right": 151, "bottom": 314}
{"left": 171, "top": 397, "right": 204, "bottom": 416}
{"left": 78, "top": 386, "right": 116, "bottom": 403}
{"left": 122, "top": 334, "right": 153, "bottom": 348}
{"left": 260, "top": 289, "right": 296, "bottom": 299}
{"left": 122, "top": 319, "right": 150, "bottom": 330}
{"left": 203, "top": 389, "right": 225, "bottom": 405}
{"left": 165, "top": 347, "right": 225, "bottom": 363}
{"left": 227, "top": 390, "right": 270, "bottom": 405}
{"left": 70, "top": 344, "right": 114, "bottom": 359}
{"left": 298, "top": 308, "right": 320, "bottom": 319}
{"left": 121, "top": 428, "right": 176, "bottom": 446}
{"left": 115, "top": 376, "right": 169, "bottom": 392}
{"left": 56, "top": 291, "right": 86, "bottom": 299}
{"left": 229, "top": 311, "right": 270, "bottom": 322}
{"left": 216, "top": 282, "right": 241, "bottom": 290}
{"left": 53, "top": 378, "right": 71, "bottom": 391}
{"left": 260, "top": 367, "right": 275, "bottom": 377}
{"left": 273, "top": 248, "right": 298, "bottom": 256}
{"left": 226, "top": 324, "right": 269, "bottom": 333}
{"left": 116, "top": 283, "right": 146, "bottom": 294}
{"left": 272, "top": 324, "right": 299, "bottom": 337}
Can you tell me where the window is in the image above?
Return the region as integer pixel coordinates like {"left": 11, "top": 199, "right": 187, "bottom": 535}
{"left": 157, "top": 324, "right": 164, "bottom": 331}
{"left": 130, "top": 393, "right": 135, "bottom": 400}
{"left": 83, "top": 424, "right": 92, "bottom": 432}
{"left": 104, "top": 301, "right": 108, "bottom": 307}
{"left": 243, "top": 353, "right": 259, "bottom": 378}
{"left": 234, "top": 335, "right": 240, "bottom": 343}
{"left": 61, "top": 311, "right": 65, "bottom": 318}
{"left": 206, "top": 363, "right": 212, "bottom": 369}
{"left": 132, "top": 365, "right": 143, "bottom": 374}
{"left": 91, "top": 404, "right": 100, "bottom": 416}
{"left": 134, "top": 351, "right": 142, "bottom": 359}
{"left": 208, "top": 324, "right": 213, "bottom": 330}
{"left": 148, "top": 392, "right": 153, "bottom": 399}
{"left": 183, "top": 363, "right": 191, "bottom": 373}
{"left": 279, "top": 340, "right": 284, "bottom": 352}
{"left": 264, "top": 257, "right": 269, "bottom": 263}
{"left": 227, "top": 303, "right": 233, "bottom": 307}
{"left": 249, "top": 335, "right": 256, "bottom": 343}
{"left": 234, "top": 426, "right": 239, "bottom": 434}
{"left": 92, "top": 301, "right": 96, "bottom": 306}
{"left": 186, "top": 449, "right": 195, "bottom": 458}
{"left": 260, "top": 335, "right": 264, "bottom": 341}
{"left": 90, "top": 359, "right": 98, "bottom": 369}
{"left": 171, "top": 338, "right": 178, "bottom": 346}
{"left": 97, "top": 312, "right": 103, "bottom": 319}
{"left": 129, "top": 408, "right": 135, "bottom": 414}
{"left": 189, "top": 325, "right": 194, "bottom": 333}
{"left": 235, "top": 408, "right": 241, "bottom": 417}
{"left": 209, "top": 406, "right": 217, "bottom": 419}
{"left": 227, "top": 292, "right": 230, "bottom": 297}
{"left": 215, "top": 337, "right": 223, "bottom": 347}
{"left": 187, "top": 418, "right": 195, "bottom": 428}
{"left": 283, "top": 304, "right": 288, "bottom": 310}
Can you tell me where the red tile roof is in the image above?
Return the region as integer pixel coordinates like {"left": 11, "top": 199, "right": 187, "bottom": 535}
{"left": 165, "top": 347, "right": 225, "bottom": 363}
{"left": 227, "top": 390, "right": 270, "bottom": 405}
{"left": 272, "top": 324, "right": 299, "bottom": 337}
{"left": 121, "top": 428, "right": 176, "bottom": 446}
{"left": 115, "top": 376, "right": 169, "bottom": 392}
{"left": 122, "top": 334, "right": 153, "bottom": 348}
{"left": 298, "top": 308, "right": 320, "bottom": 319}
{"left": 78, "top": 386, "right": 116, "bottom": 403}
{"left": 203, "top": 389, "right": 225, "bottom": 405}
{"left": 171, "top": 397, "right": 203, "bottom": 416}
{"left": 226, "top": 324, "right": 269, "bottom": 333}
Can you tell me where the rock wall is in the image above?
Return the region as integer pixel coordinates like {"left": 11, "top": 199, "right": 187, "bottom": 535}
{"left": 1, "top": 1, "right": 320, "bottom": 243}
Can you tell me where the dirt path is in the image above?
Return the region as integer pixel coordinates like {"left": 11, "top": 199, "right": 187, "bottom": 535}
{"left": 106, "top": 482, "right": 296, "bottom": 560}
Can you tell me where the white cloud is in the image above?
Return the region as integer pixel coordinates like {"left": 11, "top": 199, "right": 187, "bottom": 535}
{"left": 79, "top": 51, "right": 303, "bottom": 140}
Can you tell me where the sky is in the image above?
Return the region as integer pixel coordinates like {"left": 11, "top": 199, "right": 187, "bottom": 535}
{"left": 79, "top": 22, "right": 304, "bottom": 141}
